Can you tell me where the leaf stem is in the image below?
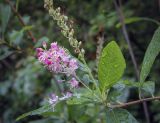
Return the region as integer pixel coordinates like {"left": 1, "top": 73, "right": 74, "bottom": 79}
{"left": 74, "top": 74, "right": 92, "bottom": 92}
{"left": 81, "top": 57, "right": 98, "bottom": 88}
{"left": 74, "top": 74, "right": 101, "bottom": 101}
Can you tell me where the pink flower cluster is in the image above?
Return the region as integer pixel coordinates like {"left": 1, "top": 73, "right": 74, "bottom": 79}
{"left": 36, "top": 42, "right": 79, "bottom": 88}
{"left": 36, "top": 42, "right": 80, "bottom": 108}
{"left": 36, "top": 42, "right": 78, "bottom": 76}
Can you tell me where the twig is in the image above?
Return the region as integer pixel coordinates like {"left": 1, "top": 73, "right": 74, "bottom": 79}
{"left": 109, "top": 96, "right": 160, "bottom": 108}
{"left": 5, "top": 0, "right": 36, "bottom": 42}
{"left": 114, "top": 0, "right": 139, "bottom": 79}
{"left": 114, "top": 0, "right": 150, "bottom": 123}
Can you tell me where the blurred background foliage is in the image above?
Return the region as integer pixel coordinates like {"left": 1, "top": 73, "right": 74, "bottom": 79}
{"left": 0, "top": 0, "right": 160, "bottom": 123}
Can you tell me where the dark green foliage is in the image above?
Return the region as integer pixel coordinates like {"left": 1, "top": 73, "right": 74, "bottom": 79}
{"left": 106, "top": 108, "right": 138, "bottom": 123}
{"left": 140, "top": 27, "right": 160, "bottom": 82}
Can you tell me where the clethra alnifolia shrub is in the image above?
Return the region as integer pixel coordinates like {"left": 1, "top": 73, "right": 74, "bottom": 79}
{"left": 16, "top": 0, "right": 160, "bottom": 122}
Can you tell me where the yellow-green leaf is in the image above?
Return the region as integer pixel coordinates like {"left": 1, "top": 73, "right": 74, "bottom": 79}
{"left": 98, "top": 41, "right": 126, "bottom": 91}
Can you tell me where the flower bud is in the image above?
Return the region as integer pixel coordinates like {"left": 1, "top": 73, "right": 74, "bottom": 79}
{"left": 81, "top": 48, "right": 85, "bottom": 54}
{"left": 42, "top": 41, "right": 47, "bottom": 49}
{"left": 78, "top": 41, "right": 82, "bottom": 47}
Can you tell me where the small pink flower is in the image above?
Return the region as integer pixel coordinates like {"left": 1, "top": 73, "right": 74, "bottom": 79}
{"left": 57, "top": 79, "right": 65, "bottom": 83}
{"left": 69, "top": 78, "right": 79, "bottom": 88}
{"left": 49, "top": 93, "right": 59, "bottom": 104}
{"left": 51, "top": 42, "right": 58, "bottom": 50}
{"left": 65, "top": 92, "right": 73, "bottom": 98}
{"left": 59, "top": 92, "right": 73, "bottom": 100}
{"left": 36, "top": 48, "right": 43, "bottom": 52}
{"left": 44, "top": 59, "right": 52, "bottom": 65}
{"left": 36, "top": 48, "right": 43, "bottom": 57}
{"left": 69, "top": 59, "right": 78, "bottom": 70}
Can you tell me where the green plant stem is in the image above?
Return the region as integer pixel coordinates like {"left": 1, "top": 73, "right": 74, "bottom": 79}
{"left": 74, "top": 74, "right": 92, "bottom": 92}
{"left": 81, "top": 57, "right": 98, "bottom": 88}
{"left": 74, "top": 74, "right": 102, "bottom": 101}
{"left": 80, "top": 57, "right": 104, "bottom": 101}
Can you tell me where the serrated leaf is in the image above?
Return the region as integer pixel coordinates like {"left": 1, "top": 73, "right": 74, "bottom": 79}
{"left": 0, "top": 4, "right": 11, "bottom": 36}
{"left": 16, "top": 104, "right": 52, "bottom": 121}
{"left": 141, "top": 81, "right": 155, "bottom": 96}
{"left": 106, "top": 108, "right": 139, "bottom": 123}
{"left": 140, "top": 27, "right": 160, "bottom": 82}
{"left": 98, "top": 41, "right": 126, "bottom": 91}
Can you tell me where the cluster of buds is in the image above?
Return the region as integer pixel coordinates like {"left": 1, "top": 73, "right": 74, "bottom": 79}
{"left": 44, "top": 0, "right": 85, "bottom": 60}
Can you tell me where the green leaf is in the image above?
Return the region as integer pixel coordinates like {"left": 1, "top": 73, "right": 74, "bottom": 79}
{"left": 122, "top": 80, "right": 155, "bottom": 96}
{"left": 67, "top": 97, "right": 91, "bottom": 105}
{"left": 106, "top": 108, "right": 139, "bottom": 123}
{"left": 0, "top": 47, "right": 14, "bottom": 60}
{"left": 116, "top": 17, "right": 160, "bottom": 28}
{"left": 16, "top": 104, "right": 52, "bottom": 121}
{"left": 98, "top": 41, "right": 126, "bottom": 91}
{"left": 140, "top": 27, "right": 160, "bottom": 82}
{"left": 141, "top": 81, "right": 155, "bottom": 96}
{"left": 108, "top": 82, "right": 129, "bottom": 103}
{"left": 9, "top": 30, "right": 24, "bottom": 45}
{"left": 34, "top": 37, "right": 50, "bottom": 48}
{"left": 67, "top": 88, "right": 99, "bottom": 105}
{"left": 0, "top": 4, "right": 11, "bottom": 36}
{"left": 81, "top": 74, "right": 92, "bottom": 84}
{"left": 9, "top": 26, "right": 33, "bottom": 45}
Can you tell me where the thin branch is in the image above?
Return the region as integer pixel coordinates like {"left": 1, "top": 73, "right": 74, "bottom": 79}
{"left": 114, "top": 0, "right": 139, "bottom": 79}
{"left": 109, "top": 96, "right": 160, "bottom": 108}
{"left": 114, "top": 1, "right": 150, "bottom": 123}
{"left": 5, "top": 0, "right": 36, "bottom": 42}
